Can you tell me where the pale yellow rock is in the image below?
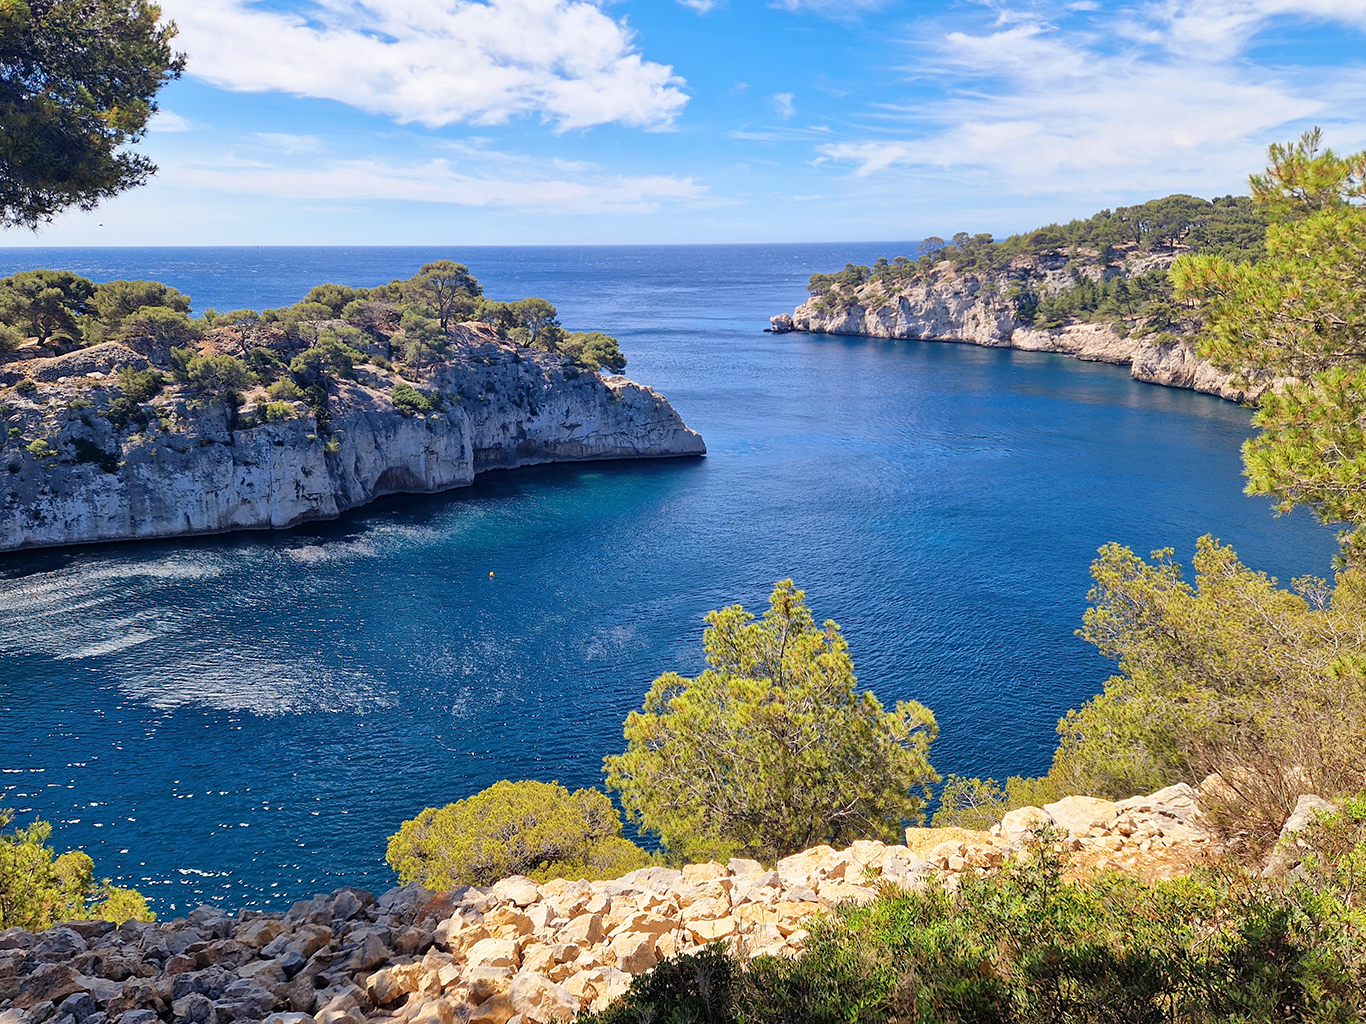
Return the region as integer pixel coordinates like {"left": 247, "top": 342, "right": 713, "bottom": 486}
{"left": 466, "top": 938, "right": 521, "bottom": 970}
{"left": 611, "top": 911, "right": 675, "bottom": 938}
{"left": 435, "top": 914, "right": 488, "bottom": 954}
{"left": 775, "top": 845, "right": 838, "bottom": 889}
{"left": 408, "top": 998, "right": 457, "bottom": 1024}
{"left": 1042, "top": 796, "right": 1120, "bottom": 840}
{"left": 509, "top": 973, "right": 581, "bottom": 1024}
{"left": 558, "top": 913, "right": 605, "bottom": 946}
{"left": 681, "top": 862, "right": 728, "bottom": 885}
{"left": 773, "top": 901, "right": 820, "bottom": 936}
{"left": 727, "top": 857, "right": 764, "bottom": 877}
{"left": 437, "top": 963, "right": 462, "bottom": 988}
{"left": 688, "top": 916, "right": 738, "bottom": 942}
{"left": 492, "top": 876, "right": 542, "bottom": 908}
{"left": 485, "top": 906, "right": 534, "bottom": 941}
{"left": 817, "top": 881, "right": 878, "bottom": 906}
{"left": 736, "top": 904, "right": 779, "bottom": 928}
{"left": 610, "top": 932, "right": 658, "bottom": 974}
{"left": 465, "top": 967, "right": 514, "bottom": 1002}
{"left": 469, "top": 994, "right": 515, "bottom": 1024}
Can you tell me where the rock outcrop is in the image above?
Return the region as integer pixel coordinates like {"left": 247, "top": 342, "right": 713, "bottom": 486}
{"left": 0, "top": 326, "right": 704, "bottom": 553}
{"left": 0, "top": 783, "right": 1237, "bottom": 1024}
{"left": 774, "top": 253, "right": 1256, "bottom": 402}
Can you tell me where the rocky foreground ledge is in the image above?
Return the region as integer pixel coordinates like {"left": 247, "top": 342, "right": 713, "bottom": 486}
{"left": 4, "top": 781, "right": 1329, "bottom": 1024}
{"left": 0, "top": 325, "right": 705, "bottom": 553}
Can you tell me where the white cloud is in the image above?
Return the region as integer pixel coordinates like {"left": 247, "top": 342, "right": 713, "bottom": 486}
{"left": 147, "top": 111, "right": 194, "bottom": 133}
{"left": 163, "top": 0, "right": 689, "bottom": 131}
{"left": 161, "top": 151, "right": 708, "bottom": 215}
{"left": 816, "top": 0, "right": 1366, "bottom": 194}
{"left": 772, "top": 93, "right": 796, "bottom": 120}
{"left": 253, "top": 133, "right": 325, "bottom": 154}
{"left": 770, "top": 0, "right": 890, "bottom": 15}
{"left": 677, "top": 0, "right": 722, "bottom": 11}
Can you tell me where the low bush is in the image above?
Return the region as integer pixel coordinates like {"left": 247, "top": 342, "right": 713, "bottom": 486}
{"left": 1, "top": 811, "right": 153, "bottom": 930}
{"left": 386, "top": 780, "right": 653, "bottom": 889}
{"left": 582, "top": 835, "right": 1366, "bottom": 1023}
{"left": 390, "top": 382, "right": 441, "bottom": 416}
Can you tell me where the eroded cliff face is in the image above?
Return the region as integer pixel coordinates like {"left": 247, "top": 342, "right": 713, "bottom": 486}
{"left": 0, "top": 329, "right": 704, "bottom": 553}
{"left": 778, "top": 255, "right": 1253, "bottom": 402}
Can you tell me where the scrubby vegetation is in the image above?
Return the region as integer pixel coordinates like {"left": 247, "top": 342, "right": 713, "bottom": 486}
{"left": 582, "top": 813, "right": 1366, "bottom": 1023}
{"left": 385, "top": 780, "right": 653, "bottom": 888}
{"left": 805, "top": 194, "right": 1268, "bottom": 331}
{"left": 0, "top": 810, "right": 152, "bottom": 930}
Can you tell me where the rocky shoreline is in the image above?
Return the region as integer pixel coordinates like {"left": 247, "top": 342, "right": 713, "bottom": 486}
{"left": 4, "top": 780, "right": 1331, "bottom": 1024}
{"left": 771, "top": 253, "right": 1253, "bottom": 402}
{"left": 0, "top": 325, "right": 704, "bottom": 554}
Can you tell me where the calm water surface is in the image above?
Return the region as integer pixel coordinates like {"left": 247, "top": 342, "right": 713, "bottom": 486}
{"left": 0, "top": 245, "right": 1339, "bottom": 913}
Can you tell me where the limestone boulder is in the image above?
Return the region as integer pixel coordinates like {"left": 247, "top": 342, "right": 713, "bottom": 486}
{"left": 1262, "top": 795, "right": 1338, "bottom": 878}
{"left": 1042, "top": 797, "right": 1119, "bottom": 839}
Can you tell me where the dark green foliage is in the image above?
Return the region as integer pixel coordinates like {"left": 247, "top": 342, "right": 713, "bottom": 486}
{"left": 408, "top": 261, "right": 481, "bottom": 330}
{"left": 117, "top": 303, "right": 201, "bottom": 346}
{"left": 303, "top": 283, "right": 364, "bottom": 317}
{"left": 69, "top": 437, "right": 116, "bottom": 472}
{"left": 390, "top": 382, "right": 441, "bottom": 417}
{"left": 0, "top": 1, "right": 185, "bottom": 228}
{"left": 89, "top": 278, "right": 189, "bottom": 328}
{"left": 0, "top": 269, "right": 94, "bottom": 343}
{"left": 559, "top": 331, "right": 627, "bottom": 372}
{"left": 185, "top": 354, "right": 255, "bottom": 405}
{"left": 290, "top": 337, "right": 358, "bottom": 381}
{"left": 102, "top": 364, "right": 164, "bottom": 429}
{"left": 579, "top": 946, "right": 738, "bottom": 1024}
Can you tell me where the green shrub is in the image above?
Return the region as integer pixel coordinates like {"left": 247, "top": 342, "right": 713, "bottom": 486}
{"left": 558, "top": 330, "right": 627, "bottom": 372}
{"left": 24, "top": 438, "right": 56, "bottom": 458}
{"left": 119, "top": 305, "right": 203, "bottom": 347}
{"left": 267, "top": 377, "right": 302, "bottom": 401}
{"left": 0, "top": 811, "right": 153, "bottom": 930}
{"left": 186, "top": 354, "right": 256, "bottom": 404}
{"left": 386, "top": 780, "right": 653, "bottom": 889}
{"left": 604, "top": 580, "right": 939, "bottom": 864}
{"left": 263, "top": 401, "right": 296, "bottom": 423}
{"left": 391, "top": 381, "right": 441, "bottom": 416}
{"left": 290, "top": 337, "right": 358, "bottom": 381}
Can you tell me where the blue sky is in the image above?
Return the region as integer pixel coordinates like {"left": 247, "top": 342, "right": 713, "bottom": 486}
{"left": 13, "top": 0, "right": 1366, "bottom": 246}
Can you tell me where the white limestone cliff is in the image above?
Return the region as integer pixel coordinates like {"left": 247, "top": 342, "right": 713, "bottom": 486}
{"left": 0, "top": 331, "right": 704, "bottom": 553}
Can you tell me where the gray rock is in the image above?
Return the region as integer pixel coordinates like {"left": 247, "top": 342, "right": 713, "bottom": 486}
{"left": 769, "top": 314, "right": 794, "bottom": 333}
{"left": 214, "top": 978, "right": 276, "bottom": 1020}
{"left": 0, "top": 1009, "right": 36, "bottom": 1024}
{"left": 170, "top": 968, "right": 230, "bottom": 1003}
{"left": 259, "top": 936, "right": 291, "bottom": 959}
{"left": 34, "top": 930, "right": 87, "bottom": 962}
{"left": 56, "top": 994, "right": 97, "bottom": 1023}
{"left": 1262, "top": 795, "right": 1338, "bottom": 878}
{"left": 27, "top": 1002, "right": 55, "bottom": 1024}
{"left": 374, "top": 884, "right": 431, "bottom": 916}
{"left": 328, "top": 892, "right": 360, "bottom": 924}
{"left": 163, "top": 931, "right": 202, "bottom": 957}
{"left": 171, "top": 993, "right": 216, "bottom": 1024}
{"left": 115, "top": 1012, "right": 159, "bottom": 1024}
{"left": 277, "top": 952, "right": 305, "bottom": 980}
{"left": 0, "top": 929, "right": 35, "bottom": 951}
{"left": 73, "top": 975, "right": 123, "bottom": 1005}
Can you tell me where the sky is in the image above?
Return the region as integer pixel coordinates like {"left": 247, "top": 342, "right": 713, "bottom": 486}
{"left": 12, "top": 0, "right": 1366, "bottom": 246}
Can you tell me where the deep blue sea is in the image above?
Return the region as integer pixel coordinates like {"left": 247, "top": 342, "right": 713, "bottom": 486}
{"left": 0, "top": 245, "right": 1339, "bottom": 915}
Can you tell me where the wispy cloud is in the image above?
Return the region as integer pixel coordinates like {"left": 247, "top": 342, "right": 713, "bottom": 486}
{"left": 147, "top": 111, "right": 194, "bottom": 133}
{"left": 161, "top": 150, "right": 708, "bottom": 216}
{"left": 162, "top": 0, "right": 689, "bottom": 131}
{"left": 677, "top": 0, "right": 723, "bottom": 11}
{"left": 815, "top": 0, "right": 1366, "bottom": 194}
{"left": 770, "top": 0, "right": 892, "bottom": 16}
{"left": 772, "top": 93, "right": 796, "bottom": 120}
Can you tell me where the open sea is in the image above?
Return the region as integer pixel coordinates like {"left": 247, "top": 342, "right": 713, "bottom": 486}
{"left": 0, "top": 244, "right": 1339, "bottom": 914}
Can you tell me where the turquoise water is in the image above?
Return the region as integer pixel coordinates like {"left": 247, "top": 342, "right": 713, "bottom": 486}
{"left": 0, "top": 245, "right": 1339, "bottom": 913}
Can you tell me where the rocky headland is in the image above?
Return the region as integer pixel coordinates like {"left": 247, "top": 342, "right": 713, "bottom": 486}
{"left": 0, "top": 323, "right": 704, "bottom": 553}
{"left": 0, "top": 781, "right": 1332, "bottom": 1024}
{"left": 772, "top": 251, "right": 1254, "bottom": 402}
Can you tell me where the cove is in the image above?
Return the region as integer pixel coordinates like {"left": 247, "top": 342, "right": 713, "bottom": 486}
{"left": 0, "top": 243, "right": 1340, "bottom": 913}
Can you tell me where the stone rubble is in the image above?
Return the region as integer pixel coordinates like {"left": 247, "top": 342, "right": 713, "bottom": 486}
{"left": 0, "top": 782, "right": 1304, "bottom": 1024}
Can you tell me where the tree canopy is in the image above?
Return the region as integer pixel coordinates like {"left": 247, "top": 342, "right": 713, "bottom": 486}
{"left": 603, "top": 580, "right": 939, "bottom": 864}
{"left": 386, "top": 780, "right": 652, "bottom": 889}
{"left": 1, "top": 810, "right": 153, "bottom": 929}
{"left": 1173, "top": 129, "right": 1366, "bottom": 552}
{"left": 0, "top": 0, "right": 185, "bottom": 228}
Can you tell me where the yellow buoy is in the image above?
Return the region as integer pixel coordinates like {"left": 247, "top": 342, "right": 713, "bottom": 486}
{"left": 490, "top": 572, "right": 495, "bottom": 578}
